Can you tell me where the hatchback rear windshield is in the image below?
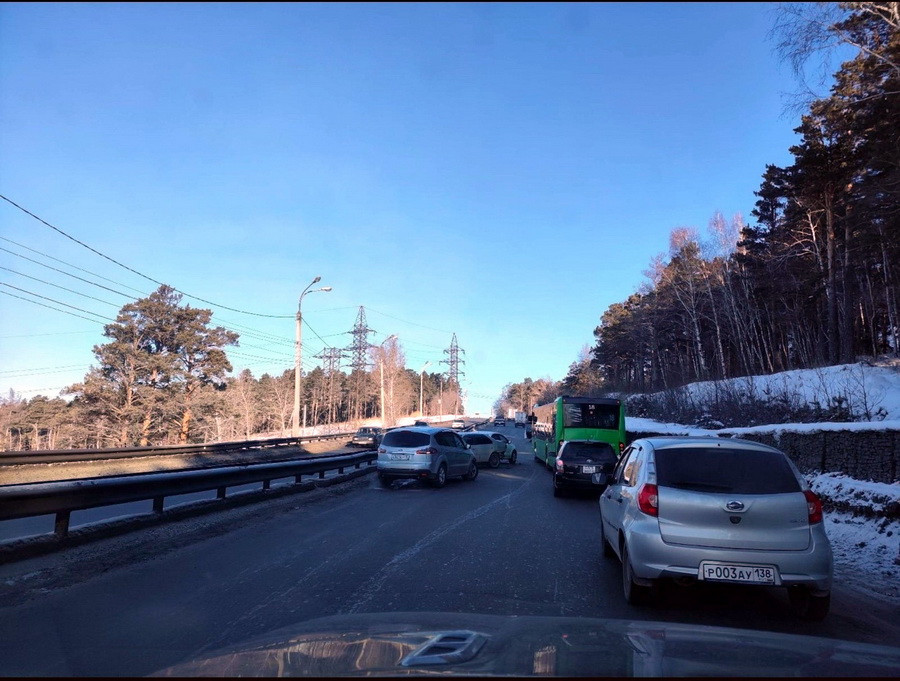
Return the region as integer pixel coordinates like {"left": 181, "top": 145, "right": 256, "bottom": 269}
{"left": 654, "top": 447, "right": 801, "bottom": 495}
{"left": 561, "top": 442, "right": 617, "bottom": 461}
{"left": 381, "top": 431, "right": 430, "bottom": 448}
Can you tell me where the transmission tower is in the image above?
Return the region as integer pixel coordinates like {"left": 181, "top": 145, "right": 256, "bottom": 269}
{"left": 314, "top": 346, "right": 345, "bottom": 424}
{"left": 314, "top": 346, "right": 345, "bottom": 375}
{"left": 441, "top": 333, "right": 465, "bottom": 384}
{"left": 441, "top": 333, "right": 465, "bottom": 414}
{"left": 345, "top": 306, "right": 376, "bottom": 419}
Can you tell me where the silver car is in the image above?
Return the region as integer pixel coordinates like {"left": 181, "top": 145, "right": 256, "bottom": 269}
{"left": 599, "top": 436, "right": 833, "bottom": 620}
{"left": 377, "top": 427, "right": 477, "bottom": 488}
{"left": 460, "top": 432, "right": 496, "bottom": 466}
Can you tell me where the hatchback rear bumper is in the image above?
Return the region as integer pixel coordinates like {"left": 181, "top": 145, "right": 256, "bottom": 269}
{"left": 623, "top": 517, "right": 833, "bottom": 593}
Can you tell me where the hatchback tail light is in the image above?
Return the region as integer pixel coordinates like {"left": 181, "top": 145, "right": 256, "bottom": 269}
{"left": 416, "top": 447, "right": 438, "bottom": 456}
{"left": 556, "top": 457, "right": 565, "bottom": 470}
{"left": 637, "top": 483, "right": 659, "bottom": 517}
{"left": 804, "top": 489, "right": 823, "bottom": 524}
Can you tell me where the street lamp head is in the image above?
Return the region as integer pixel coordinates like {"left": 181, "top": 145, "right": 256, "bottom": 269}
{"left": 319, "top": 286, "right": 333, "bottom": 292}
{"left": 312, "top": 276, "right": 321, "bottom": 284}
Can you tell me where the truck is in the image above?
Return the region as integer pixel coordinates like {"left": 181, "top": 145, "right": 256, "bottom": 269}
{"left": 514, "top": 411, "right": 527, "bottom": 428}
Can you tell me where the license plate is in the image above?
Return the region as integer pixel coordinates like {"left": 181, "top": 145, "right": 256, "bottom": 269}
{"left": 581, "top": 465, "right": 597, "bottom": 474}
{"left": 390, "top": 454, "right": 410, "bottom": 460}
{"left": 699, "top": 562, "right": 778, "bottom": 584}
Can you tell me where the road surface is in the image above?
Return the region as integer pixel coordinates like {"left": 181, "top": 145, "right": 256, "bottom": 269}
{"left": 0, "top": 426, "right": 897, "bottom": 675}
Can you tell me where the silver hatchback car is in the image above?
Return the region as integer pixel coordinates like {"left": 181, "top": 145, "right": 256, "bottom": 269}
{"left": 599, "top": 436, "right": 833, "bottom": 620}
{"left": 377, "top": 427, "right": 477, "bottom": 488}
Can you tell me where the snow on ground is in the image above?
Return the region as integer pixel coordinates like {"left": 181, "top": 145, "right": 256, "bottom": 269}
{"left": 719, "top": 419, "right": 900, "bottom": 436}
{"left": 808, "top": 472, "right": 899, "bottom": 603}
{"left": 640, "top": 359, "right": 900, "bottom": 421}
{"left": 625, "top": 416, "right": 715, "bottom": 436}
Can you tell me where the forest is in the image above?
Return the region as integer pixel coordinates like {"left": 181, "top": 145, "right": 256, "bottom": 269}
{"left": 1, "top": 286, "right": 462, "bottom": 450}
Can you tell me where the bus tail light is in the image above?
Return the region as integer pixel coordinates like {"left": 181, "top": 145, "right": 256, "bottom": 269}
{"left": 637, "top": 483, "right": 659, "bottom": 517}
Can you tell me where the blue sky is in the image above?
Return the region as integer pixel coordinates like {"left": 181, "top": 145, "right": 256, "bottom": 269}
{"left": 0, "top": 2, "right": 808, "bottom": 414}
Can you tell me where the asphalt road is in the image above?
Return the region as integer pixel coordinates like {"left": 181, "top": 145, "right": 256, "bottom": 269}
{"left": 0, "top": 425, "right": 897, "bottom": 676}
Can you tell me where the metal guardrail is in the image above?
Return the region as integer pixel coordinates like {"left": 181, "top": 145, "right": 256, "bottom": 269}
{"left": 0, "top": 450, "right": 377, "bottom": 539}
{"left": 0, "top": 432, "right": 355, "bottom": 466}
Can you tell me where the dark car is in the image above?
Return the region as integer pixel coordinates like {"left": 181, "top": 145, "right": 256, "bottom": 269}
{"left": 553, "top": 440, "right": 618, "bottom": 497}
{"left": 494, "top": 417, "right": 506, "bottom": 427}
{"left": 413, "top": 420, "right": 428, "bottom": 427}
{"left": 350, "top": 427, "right": 383, "bottom": 448}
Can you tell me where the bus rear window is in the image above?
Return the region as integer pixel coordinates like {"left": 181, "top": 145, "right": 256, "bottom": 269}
{"left": 563, "top": 403, "right": 619, "bottom": 429}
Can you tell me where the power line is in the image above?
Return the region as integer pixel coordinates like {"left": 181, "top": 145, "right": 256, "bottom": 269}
{"left": 0, "top": 265, "right": 121, "bottom": 307}
{"left": 0, "top": 330, "right": 96, "bottom": 339}
{"left": 0, "top": 245, "right": 140, "bottom": 299}
{"left": 365, "top": 306, "right": 453, "bottom": 334}
{"left": 0, "top": 289, "right": 110, "bottom": 325}
{"left": 0, "top": 364, "right": 88, "bottom": 374}
{"left": 0, "top": 194, "right": 294, "bottom": 318}
{"left": 0, "top": 235, "right": 148, "bottom": 296}
{"left": 0, "top": 284, "right": 112, "bottom": 323}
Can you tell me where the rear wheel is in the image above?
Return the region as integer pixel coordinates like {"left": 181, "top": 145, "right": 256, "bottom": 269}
{"left": 553, "top": 475, "right": 564, "bottom": 497}
{"left": 509, "top": 450, "right": 517, "bottom": 465}
{"left": 463, "top": 460, "right": 478, "bottom": 481}
{"left": 788, "top": 586, "right": 831, "bottom": 621}
{"left": 622, "top": 543, "right": 653, "bottom": 606}
{"left": 488, "top": 452, "right": 500, "bottom": 468}
{"left": 431, "top": 463, "right": 447, "bottom": 488}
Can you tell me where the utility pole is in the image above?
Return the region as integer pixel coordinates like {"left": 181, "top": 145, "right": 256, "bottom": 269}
{"left": 293, "top": 277, "right": 332, "bottom": 437}
{"left": 419, "top": 361, "right": 432, "bottom": 415}
{"left": 377, "top": 334, "right": 397, "bottom": 426}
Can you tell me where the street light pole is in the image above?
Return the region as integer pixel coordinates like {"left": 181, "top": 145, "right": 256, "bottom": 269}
{"left": 419, "top": 361, "right": 432, "bottom": 415}
{"left": 378, "top": 334, "right": 397, "bottom": 427}
{"left": 292, "top": 276, "right": 332, "bottom": 437}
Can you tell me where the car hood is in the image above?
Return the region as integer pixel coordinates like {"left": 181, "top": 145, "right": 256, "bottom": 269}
{"left": 151, "top": 612, "right": 900, "bottom": 677}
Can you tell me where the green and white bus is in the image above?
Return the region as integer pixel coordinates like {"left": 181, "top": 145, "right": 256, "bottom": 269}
{"left": 530, "top": 396, "right": 626, "bottom": 468}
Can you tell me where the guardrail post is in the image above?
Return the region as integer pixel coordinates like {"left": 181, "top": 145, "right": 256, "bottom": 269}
{"left": 319, "top": 470, "right": 325, "bottom": 479}
{"left": 338, "top": 466, "right": 344, "bottom": 474}
{"left": 217, "top": 486, "right": 227, "bottom": 500}
{"left": 355, "top": 461, "right": 361, "bottom": 469}
{"left": 262, "top": 480, "right": 271, "bottom": 490}
{"left": 294, "top": 474, "right": 302, "bottom": 483}
{"left": 153, "top": 496, "right": 164, "bottom": 514}
{"left": 54, "top": 510, "right": 70, "bottom": 537}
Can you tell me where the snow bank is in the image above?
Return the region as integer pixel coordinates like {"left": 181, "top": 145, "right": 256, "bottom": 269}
{"left": 807, "top": 471, "right": 900, "bottom": 603}
{"left": 625, "top": 417, "right": 716, "bottom": 436}
{"left": 719, "top": 419, "right": 900, "bottom": 437}
{"left": 640, "top": 361, "right": 900, "bottom": 421}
